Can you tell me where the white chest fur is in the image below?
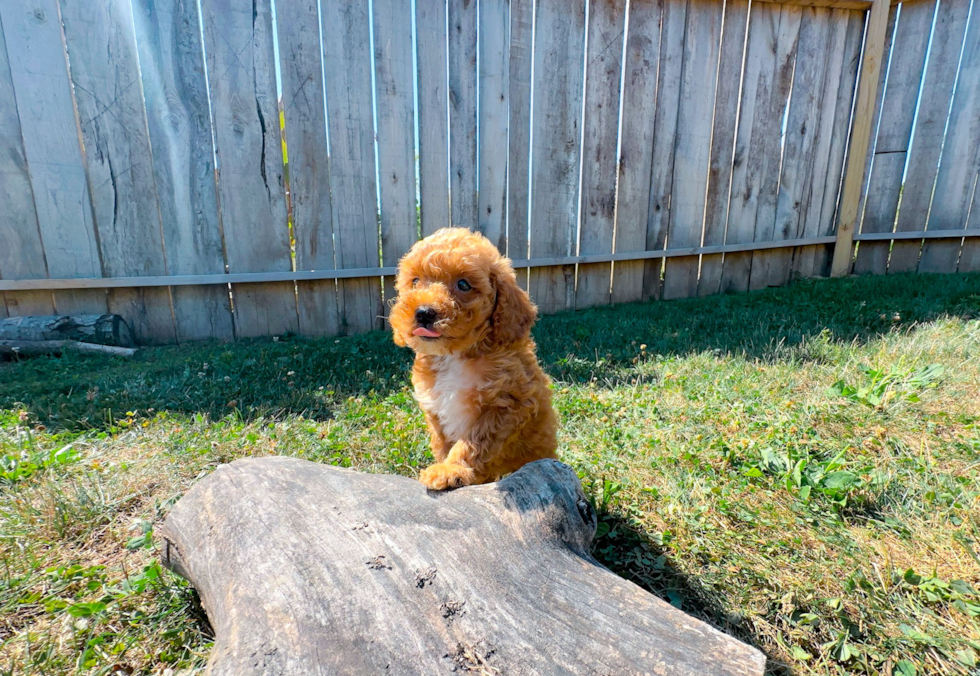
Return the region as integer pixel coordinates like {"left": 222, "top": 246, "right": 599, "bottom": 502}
{"left": 416, "top": 355, "right": 480, "bottom": 442}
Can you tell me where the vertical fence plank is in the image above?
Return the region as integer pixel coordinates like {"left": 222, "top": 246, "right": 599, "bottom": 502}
{"left": 375, "top": 0, "right": 420, "bottom": 307}
{"left": 479, "top": 0, "right": 510, "bottom": 252}
{"left": 611, "top": 0, "right": 663, "bottom": 304}
{"left": 747, "top": 4, "right": 801, "bottom": 291}
{"left": 321, "top": 0, "right": 383, "bottom": 333}
{"left": 576, "top": 0, "right": 627, "bottom": 309}
{"left": 849, "top": 3, "right": 896, "bottom": 275}
{"left": 416, "top": 0, "right": 451, "bottom": 235}
{"left": 201, "top": 0, "right": 297, "bottom": 338}
{"left": 769, "top": 8, "right": 831, "bottom": 288}
{"left": 699, "top": 0, "right": 749, "bottom": 297}
{"left": 133, "top": 0, "right": 233, "bottom": 343}
{"left": 60, "top": 0, "right": 176, "bottom": 345}
{"left": 276, "top": 0, "right": 340, "bottom": 337}
{"left": 662, "top": 0, "right": 723, "bottom": 301}
{"left": 449, "top": 0, "right": 478, "bottom": 229}
{"left": 507, "top": 0, "right": 534, "bottom": 268}
{"left": 889, "top": 0, "right": 970, "bottom": 273}
{"left": 920, "top": 2, "right": 980, "bottom": 273}
{"left": 643, "top": 0, "right": 688, "bottom": 300}
{"left": 792, "top": 9, "right": 860, "bottom": 279}
{"left": 831, "top": 0, "right": 890, "bottom": 277}
{"left": 0, "top": 11, "right": 54, "bottom": 317}
{"left": 810, "top": 10, "right": 864, "bottom": 276}
{"left": 722, "top": 3, "right": 783, "bottom": 294}
{"left": 0, "top": 0, "right": 107, "bottom": 317}
{"left": 528, "top": 0, "right": 586, "bottom": 313}
{"left": 853, "top": 0, "right": 931, "bottom": 276}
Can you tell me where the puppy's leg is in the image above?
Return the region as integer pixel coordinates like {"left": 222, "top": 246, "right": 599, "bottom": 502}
{"left": 424, "top": 412, "right": 449, "bottom": 462}
{"left": 419, "top": 439, "right": 482, "bottom": 490}
{"left": 419, "top": 407, "right": 526, "bottom": 490}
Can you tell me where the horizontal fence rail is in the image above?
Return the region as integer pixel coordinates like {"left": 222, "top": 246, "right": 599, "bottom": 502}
{"left": 0, "top": 0, "right": 977, "bottom": 344}
{"left": 4, "top": 231, "right": 978, "bottom": 292}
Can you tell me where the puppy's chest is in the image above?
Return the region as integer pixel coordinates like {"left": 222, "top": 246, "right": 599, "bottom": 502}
{"left": 416, "top": 356, "right": 481, "bottom": 442}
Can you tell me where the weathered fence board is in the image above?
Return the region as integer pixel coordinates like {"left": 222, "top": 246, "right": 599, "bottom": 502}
{"left": 0, "top": 12, "right": 53, "bottom": 318}
{"left": 920, "top": 1, "right": 980, "bottom": 272}
{"left": 817, "top": 11, "right": 865, "bottom": 270}
{"left": 132, "top": 0, "right": 234, "bottom": 343}
{"left": 610, "top": 0, "right": 663, "bottom": 305}
{"left": 415, "top": 0, "right": 451, "bottom": 236}
{"left": 890, "top": 0, "right": 970, "bottom": 273}
{"left": 506, "top": 0, "right": 534, "bottom": 269}
{"left": 747, "top": 4, "right": 802, "bottom": 291}
{"left": 478, "top": 0, "right": 510, "bottom": 252}
{"left": 771, "top": 8, "right": 831, "bottom": 288}
{"left": 663, "top": 0, "right": 724, "bottom": 301}
{"left": 722, "top": 3, "right": 784, "bottom": 294}
{"left": 374, "top": 0, "right": 420, "bottom": 307}
{"left": 643, "top": 0, "right": 688, "bottom": 301}
{"left": 276, "top": 0, "right": 340, "bottom": 338}
{"left": 321, "top": 0, "right": 383, "bottom": 333}
{"left": 528, "top": 0, "right": 586, "bottom": 314}
{"left": 849, "top": 3, "right": 896, "bottom": 276}
{"left": 699, "top": 0, "right": 750, "bottom": 297}
{"left": 448, "top": 0, "right": 478, "bottom": 230}
{"left": 792, "top": 9, "right": 860, "bottom": 279}
{"left": 0, "top": 0, "right": 106, "bottom": 317}
{"left": 201, "top": 0, "right": 297, "bottom": 339}
{"left": 60, "top": 0, "right": 176, "bottom": 345}
{"left": 576, "top": 0, "right": 627, "bottom": 310}
{"left": 853, "top": 3, "right": 908, "bottom": 276}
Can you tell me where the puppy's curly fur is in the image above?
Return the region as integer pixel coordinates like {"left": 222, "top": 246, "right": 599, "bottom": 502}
{"left": 390, "top": 228, "right": 558, "bottom": 490}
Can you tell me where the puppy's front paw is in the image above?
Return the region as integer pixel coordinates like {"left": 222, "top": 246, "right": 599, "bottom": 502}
{"left": 419, "top": 462, "right": 475, "bottom": 490}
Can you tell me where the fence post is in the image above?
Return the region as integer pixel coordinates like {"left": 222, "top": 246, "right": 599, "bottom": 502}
{"left": 831, "top": 0, "right": 890, "bottom": 277}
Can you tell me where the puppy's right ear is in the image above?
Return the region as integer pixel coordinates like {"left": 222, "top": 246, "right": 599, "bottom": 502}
{"left": 392, "top": 324, "right": 407, "bottom": 347}
{"left": 490, "top": 260, "right": 537, "bottom": 346}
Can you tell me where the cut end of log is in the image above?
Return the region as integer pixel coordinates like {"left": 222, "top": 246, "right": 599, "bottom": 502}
{"left": 161, "top": 457, "right": 767, "bottom": 675}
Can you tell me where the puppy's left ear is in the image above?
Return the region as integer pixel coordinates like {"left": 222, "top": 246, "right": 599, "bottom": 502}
{"left": 490, "top": 260, "right": 538, "bottom": 346}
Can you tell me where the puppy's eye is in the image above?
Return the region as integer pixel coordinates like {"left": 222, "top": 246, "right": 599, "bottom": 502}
{"left": 456, "top": 279, "right": 472, "bottom": 292}
{"left": 412, "top": 278, "right": 420, "bottom": 287}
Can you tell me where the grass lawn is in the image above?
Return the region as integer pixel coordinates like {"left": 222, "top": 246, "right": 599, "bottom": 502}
{"left": 1, "top": 272, "right": 979, "bottom": 676}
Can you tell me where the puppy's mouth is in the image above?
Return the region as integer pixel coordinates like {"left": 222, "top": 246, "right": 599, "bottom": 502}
{"left": 412, "top": 326, "right": 442, "bottom": 340}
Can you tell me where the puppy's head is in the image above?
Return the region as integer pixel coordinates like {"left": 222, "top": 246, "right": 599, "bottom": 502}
{"left": 390, "top": 228, "right": 537, "bottom": 355}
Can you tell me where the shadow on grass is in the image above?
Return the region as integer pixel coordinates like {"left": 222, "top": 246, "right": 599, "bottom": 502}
{"left": 0, "top": 273, "right": 978, "bottom": 432}
{"left": 590, "top": 508, "right": 792, "bottom": 676}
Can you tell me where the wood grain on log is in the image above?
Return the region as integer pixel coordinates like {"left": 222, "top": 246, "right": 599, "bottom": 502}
{"left": 161, "top": 457, "right": 766, "bottom": 675}
{"left": 0, "top": 315, "right": 135, "bottom": 346}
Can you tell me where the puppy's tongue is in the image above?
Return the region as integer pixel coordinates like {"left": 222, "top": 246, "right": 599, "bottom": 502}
{"left": 412, "top": 327, "right": 442, "bottom": 338}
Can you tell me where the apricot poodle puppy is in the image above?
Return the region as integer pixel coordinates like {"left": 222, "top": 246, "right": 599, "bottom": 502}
{"left": 389, "top": 228, "right": 558, "bottom": 490}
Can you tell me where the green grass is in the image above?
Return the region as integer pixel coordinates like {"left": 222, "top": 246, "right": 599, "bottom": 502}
{"left": 2, "top": 272, "right": 979, "bottom": 675}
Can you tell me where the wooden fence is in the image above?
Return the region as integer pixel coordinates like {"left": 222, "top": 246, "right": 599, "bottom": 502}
{"left": 0, "top": 0, "right": 977, "bottom": 344}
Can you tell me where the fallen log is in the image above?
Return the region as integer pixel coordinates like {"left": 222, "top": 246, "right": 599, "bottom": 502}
{"left": 0, "top": 314, "right": 135, "bottom": 346}
{"left": 0, "top": 340, "right": 137, "bottom": 358}
{"left": 161, "top": 457, "right": 766, "bottom": 675}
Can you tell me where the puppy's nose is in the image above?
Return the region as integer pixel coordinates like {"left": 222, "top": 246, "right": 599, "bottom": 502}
{"left": 415, "top": 307, "right": 438, "bottom": 326}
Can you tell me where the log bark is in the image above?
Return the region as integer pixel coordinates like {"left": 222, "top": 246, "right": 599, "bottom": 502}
{"left": 0, "top": 340, "right": 137, "bottom": 357}
{"left": 0, "top": 314, "right": 135, "bottom": 346}
{"left": 161, "top": 457, "right": 766, "bottom": 675}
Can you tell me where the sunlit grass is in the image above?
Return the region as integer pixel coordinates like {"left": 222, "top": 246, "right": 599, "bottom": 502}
{"left": 1, "top": 272, "right": 979, "bottom": 675}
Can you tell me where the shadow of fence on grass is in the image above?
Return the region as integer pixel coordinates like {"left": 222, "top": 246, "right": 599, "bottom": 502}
{"left": 1, "top": 273, "right": 977, "bottom": 432}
